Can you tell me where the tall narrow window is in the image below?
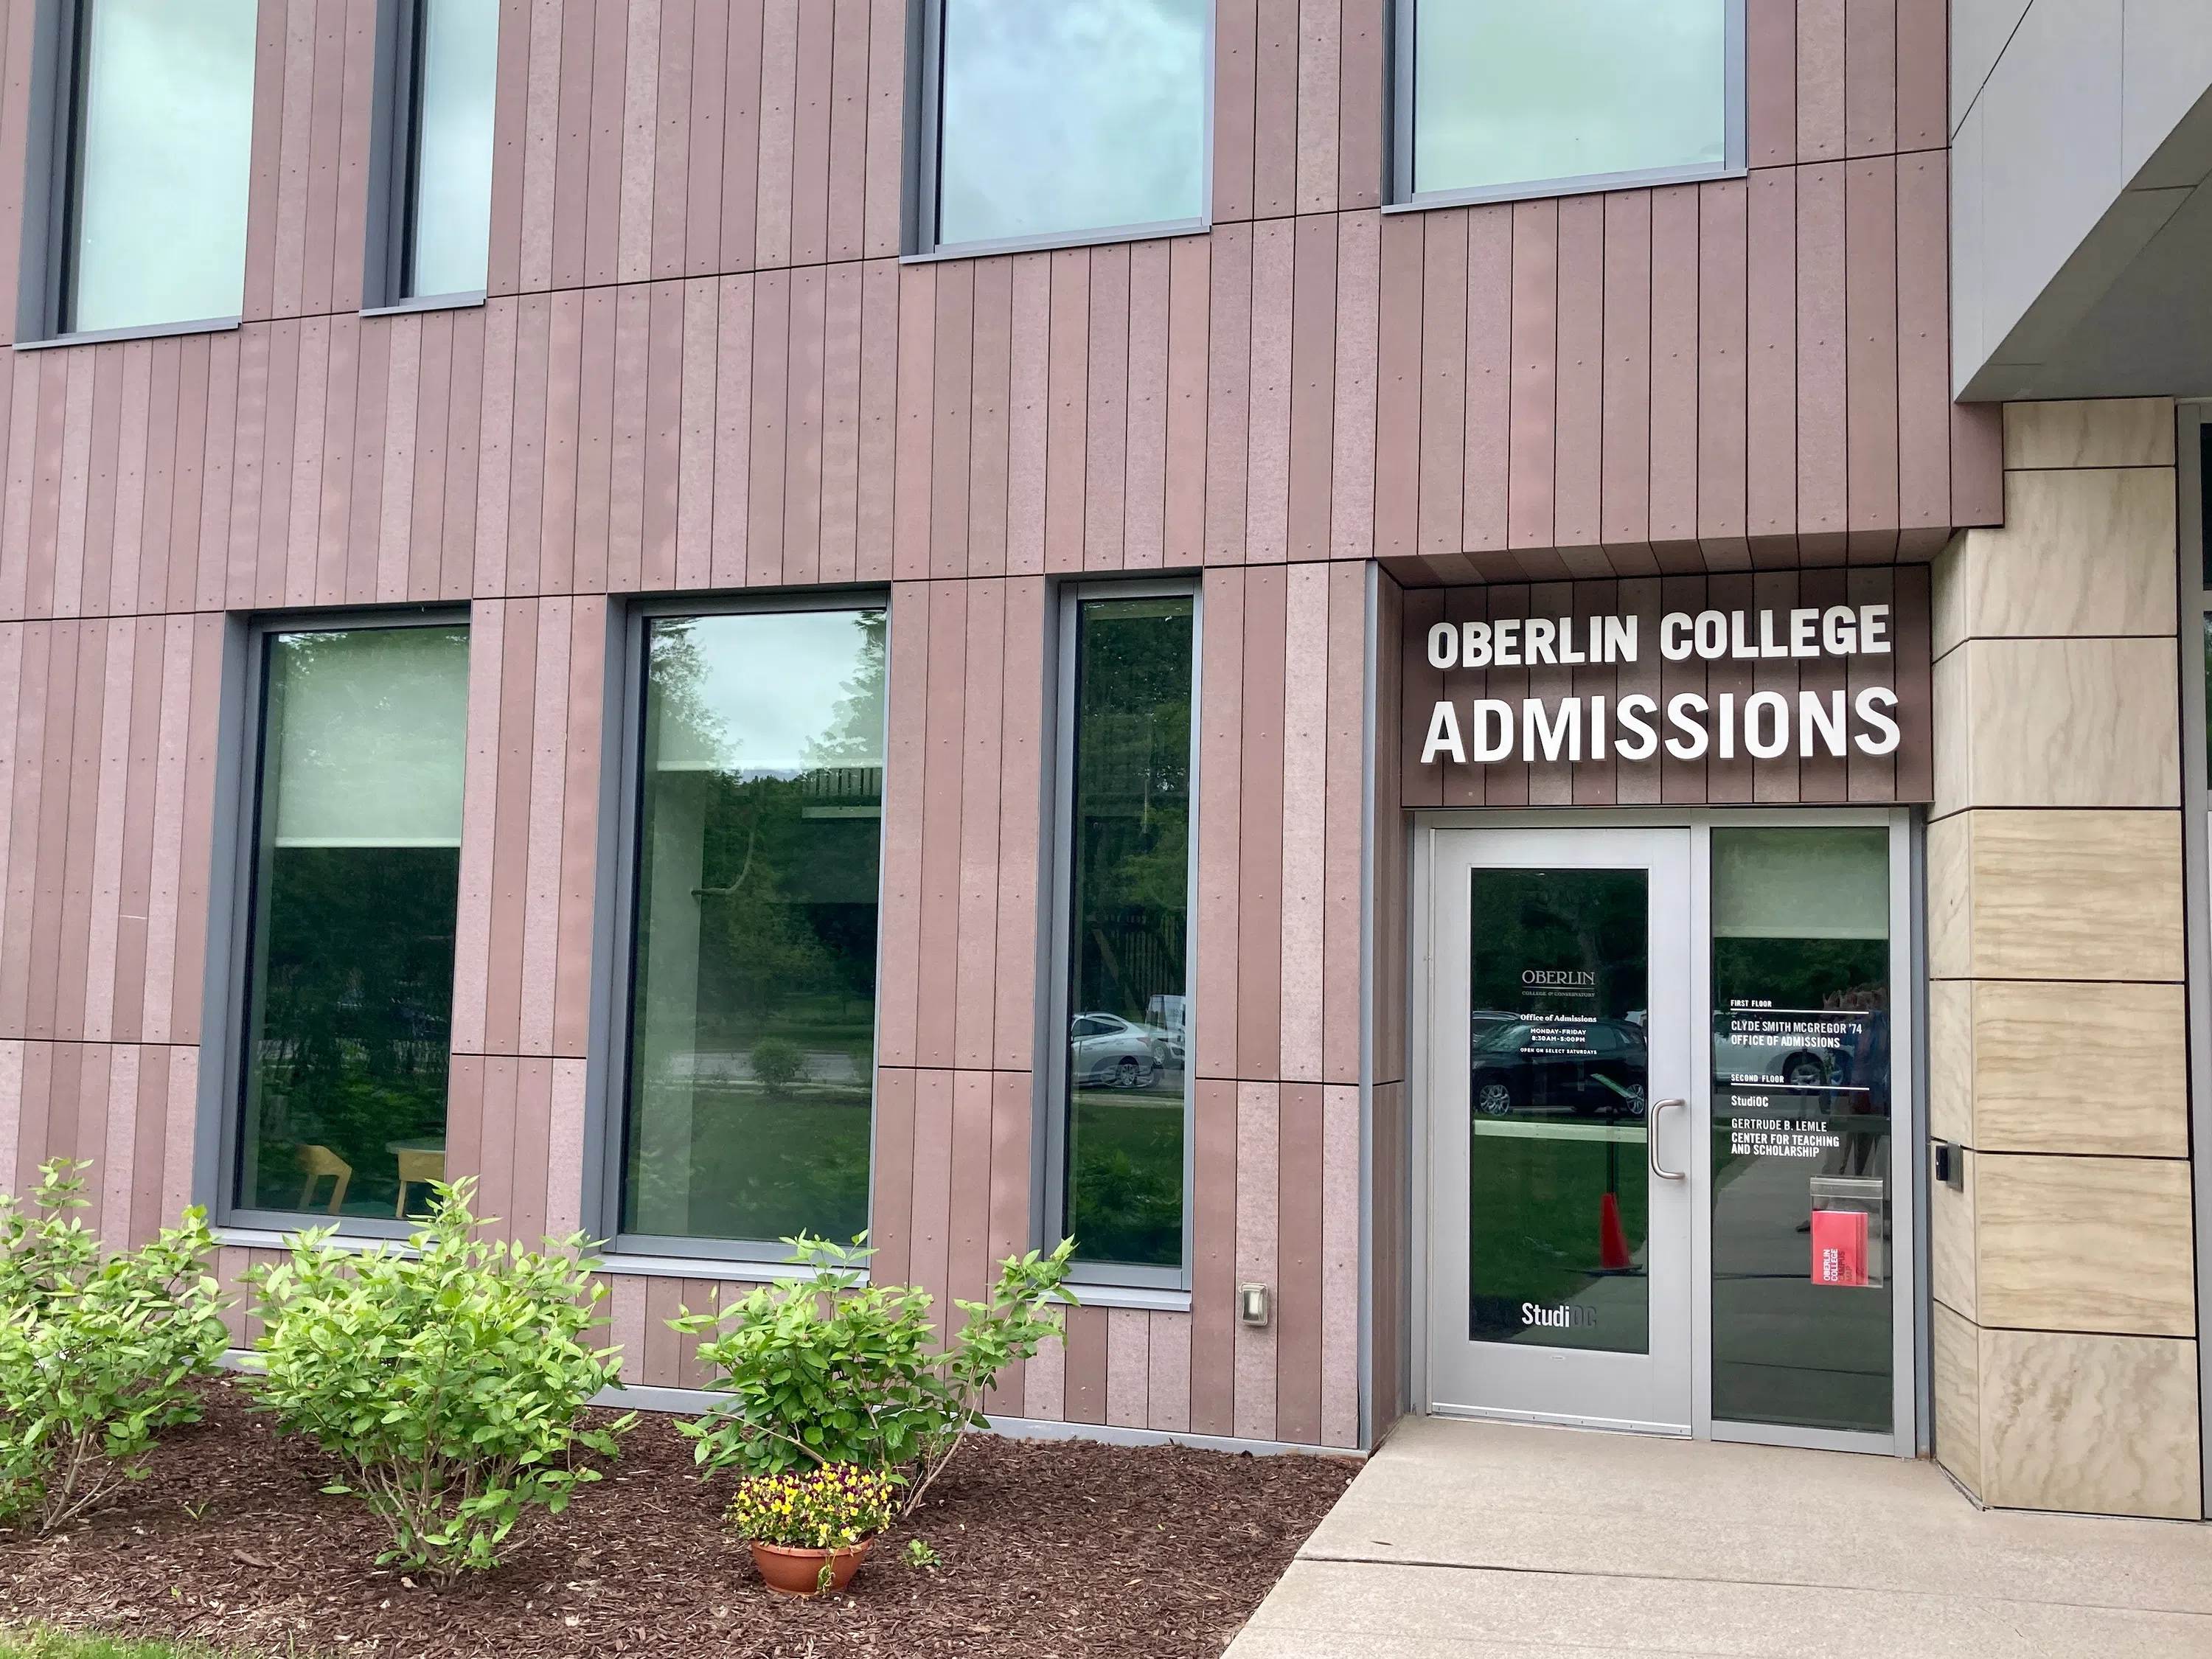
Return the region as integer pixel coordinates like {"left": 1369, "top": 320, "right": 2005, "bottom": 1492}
{"left": 399, "top": 0, "right": 498, "bottom": 298}
{"left": 63, "top": 0, "right": 259, "bottom": 334}
{"left": 1401, "top": 0, "right": 1737, "bottom": 204}
{"left": 623, "top": 609, "right": 887, "bottom": 1251}
{"left": 237, "top": 625, "right": 470, "bottom": 1222}
{"left": 1057, "top": 595, "right": 1197, "bottom": 1279}
{"left": 925, "top": 0, "right": 1208, "bottom": 254}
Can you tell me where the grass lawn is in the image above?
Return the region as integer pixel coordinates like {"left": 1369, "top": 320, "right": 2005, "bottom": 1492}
{"left": 0, "top": 1632, "right": 215, "bottom": 1659}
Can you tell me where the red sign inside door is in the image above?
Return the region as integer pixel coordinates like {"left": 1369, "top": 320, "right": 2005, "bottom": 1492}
{"left": 1810, "top": 1208, "right": 1869, "bottom": 1287}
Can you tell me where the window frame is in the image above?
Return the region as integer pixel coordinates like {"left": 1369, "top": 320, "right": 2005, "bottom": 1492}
{"left": 596, "top": 589, "right": 895, "bottom": 1268}
{"left": 905, "top": 0, "right": 1216, "bottom": 262}
{"left": 2173, "top": 401, "right": 2212, "bottom": 1517}
{"left": 1387, "top": 0, "right": 1749, "bottom": 214}
{"left": 1043, "top": 578, "right": 1203, "bottom": 1293}
{"left": 201, "top": 606, "right": 473, "bottom": 1240}
{"left": 363, "top": 0, "right": 493, "bottom": 314}
{"left": 16, "top": 0, "right": 255, "bottom": 347}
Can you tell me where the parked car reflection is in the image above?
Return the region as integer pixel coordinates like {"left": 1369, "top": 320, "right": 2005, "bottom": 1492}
{"left": 1070, "top": 1012, "right": 1161, "bottom": 1089}
{"left": 1470, "top": 1017, "right": 1647, "bottom": 1119}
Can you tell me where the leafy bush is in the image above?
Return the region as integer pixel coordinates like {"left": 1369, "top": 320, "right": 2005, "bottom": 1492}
{"left": 244, "top": 1180, "right": 635, "bottom": 1582}
{"left": 672, "top": 1234, "right": 1074, "bottom": 1516}
{"left": 724, "top": 1463, "right": 898, "bottom": 1548}
{"left": 748, "top": 1037, "right": 807, "bottom": 1092}
{"left": 0, "top": 1161, "right": 229, "bottom": 1534}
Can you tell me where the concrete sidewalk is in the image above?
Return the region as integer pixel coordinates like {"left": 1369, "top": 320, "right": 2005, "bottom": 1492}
{"left": 1228, "top": 1416, "right": 2212, "bottom": 1658}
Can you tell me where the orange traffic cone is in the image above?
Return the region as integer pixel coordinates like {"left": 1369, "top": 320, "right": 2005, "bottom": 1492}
{"left": 1599, "top": 1191, "right": 1632, "bottom": 1270}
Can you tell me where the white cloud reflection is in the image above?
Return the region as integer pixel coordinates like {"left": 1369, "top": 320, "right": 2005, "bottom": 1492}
{"left": 656, "top": 611, "right": 885, "bottom": 778}
{"left": 937, "top": 0, "right": 1207, "bottom": 247}
{"left": 1414, "top": 0, "right": 1727, "bottom": 194}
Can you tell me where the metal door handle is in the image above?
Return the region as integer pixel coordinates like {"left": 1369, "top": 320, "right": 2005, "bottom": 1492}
{"left": 1648, "top": 1098, "right": 1687, "bottom": 1182}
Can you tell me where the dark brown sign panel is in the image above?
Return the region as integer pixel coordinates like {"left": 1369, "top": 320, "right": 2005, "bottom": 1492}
{"left": 1399, "top": 569, "right": 1932, "bottom": 807}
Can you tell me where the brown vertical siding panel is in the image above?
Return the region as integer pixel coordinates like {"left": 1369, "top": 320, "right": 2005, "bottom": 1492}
{"left": 989, "top": 577, "right": 1044, "bottom": 1070}
{"left": 640, "top": 1276, "right": 682, "bottom": 1386}
{"left": 782, "top": 269, "right": 830, "bottom": 588}
{"left": 860, "top": 0, "right": 905, "bottom": 257}
{"left": 649, "top": 0, "right": 695, "bottom": 279}
{"left": 110, "top": 620, "right": 162, "bottom": 1044}
{"left": 1797, "top": 0, "right": 1846, "bottom": 163}
{"left": 78, "top": 619, "right": 130, "bottom": 1043}
{"left": 0, "top": 626, "right": 25, "bottom": 1032}
{"left": 1552, "top": 196, "right": 1604, "bottom": 557}
{"left": 515, "top": 600, "right": 569, "bottom": 1060}
{"left": 515, "top": 0, "right": 566, "bottom": 293}
{"left": 678, "top": 0, "right": 726, "bottom": 276}
{"left": 107, "top": 345, "right": 151, "bottom": 618}
{"left": 1599, "top": 193, "right": 1653, "bottom": 556}
{"left": 507, "top": 1059, "right": 552, "bottom": 1248}
{"left": 787, "top": 0, "right": 833, "bottom": 267}
{"left": 342, "top": 321, "right": 392, "bottom": 608}
{"left": 440, "top": 309, "right": 487, "bottom": 600}
{"left": 891, "top": 263, "right": 936, "bottom": 580}
{"left": 1329, "top": 213, "right": 1379, "bottom": 562}
{"left": 1796, "top": 162, "right": 1848, "bottom": 560}
{"left": 402, "top": 322, "right": 448, "bottom": 602}
{"left": 605, "top": 286, "right": 653, "bottom": 593}
{"left": 1062, "top": 1303, "right": 1109, "bottom": 1425}
{"left": 1319, "top": 565, "right": 1363, "bottom": 1082}
{"left": 0, "top": 0, "right": 41, "bottom": 338}
{"left": 1398, "top": 586, "right": 1443, "bottom": 809}
{"left": 136, "top": 619, "right": 195, "bottom": 1045}
{"left": 239, "top": 0, "right": 295, "bottom": 323}
{"left": 1232, "top": 1080, "right": 1279, "bottom": 1439}
{"left": 473, "top": 1052, "right": 519, "bottom": 1239}
{"left": 1844, "top": 0, "right": 1898, "bottom": 159}
{"left": 1236, "top": 568, "right": 1287, "bottom": 1082}
{"left": 615, "top": 9, "right": 663, "bottom": 285}
{"left": 159, "top": 616, "right": 224, "bottom": 1044}
{"left": 188, "top": 341, "right": 234, "bottom": 613}
{"left": 1895, "top": 0, "right": 1947, "bottom": 152}
{"left": 1287, "top": 216, "right": 1338, "bottom": 562}
{"left": 1447, "top": 205, "right": 1509, "bottom": 573}
{"left": 1750, "top": 569, "right": 1803, "bottom": 800}
{"left": 256, "top": 324, "right": 305, "bottom": 605}
{"left": 0, "top": 362, "right": 33, "bottom": 619}
{"left": 1124, "top": 241, "right": 1172, "bottom": 571}
{"left": 1368, "top": 1080, "right": 1405, "bottom": 1429}
{"left": 906, "top": 1069, "right": 954, "bottom": 1308}
{"left": 11, "top": 1043, "right": 52, "bottom": 1190}
{"left": 753, "top": 0, "right": 799, "bottom": 270}
{"left": 967, "top": 261, "right": 1014, "bottom": 579}
{"left": 1746, "top": 168, "right": 1798, "bottom": 554}
{"left": 551, "top": 601, "right": 604, "bottom": 1058}
{"left": 1845, "top": 567, "right": 1898, "bottom": 798}
{"left": 824, "top": 0, "right": 871, "bottom": 261}
{"left": 875, "top": 585, "right": 929, "bottom": 1069}
{"left": 1189, "top": 1076, "right": 1237, "bottom": 1434}
{"left": 548, "top": 0, "right": 595, "bottom": 291}
{"left": 23, "top": 356, "right": 66, "bottom": 619}
{"left": 1105, "top": 1308, "right": 1149, "bottom": 1429}
{"left": 308, "top": 316, "right": 358, "bottom": 602}
{"left": 328, "top": 0, "right": 377, "bottom": 316}
{"left": 136, "top": 348, "right": 181, "bottom": 616}
{"left": 1698, "top": 181, "right": 1750, "bottom": 564}
{"left": 293, "top": 1, "right": 348, "bottom": 319}
{"left": 1416, "top": 211, "right": 1467, "bottom": 559}
{"left": 279, "top": 320, "right": 329, "bottom": 602}
{"left": 1892, "top": 563, "right": 1935, "bottom": 801}
{"left": 127, "top": 1044, "right": 170, "bottom": 1245}
{"left": 1204, "top": 225, "right": 1254, "bottom": 563}
{"left": 1658, "top": 574, "right": 1708, "bottom": 802}
{"left": 78, "top": 351, "right": 123, "bottom": 622}
{"left": 984, "top": 1067, "right": 1033, "bottom": 1411}
{"left": 745, "top": 271, "right": 792, "bottom": 586}
{"left": 1506, "top": 200, "right": 1559, "bottom": 557}
{"left": 53, "top": 625, "right": 108, "bottom": 1041}
{"left": 1704, "top": 572, "right": 1756, "bottom": 801}
{"left": 951, "top": 581, "right": 1004, "bottom": 1071}
{"left": 1214, "top": 0, "right": 1259, "bottom": 223}
{"left": 854, "top": 261, "right": 899, "bottom": 579}
{"left": 1195, "top": 567, "right": 1246, "bottom": 1079}
{"left": 1896, "top": 153, "right": 1951, "bottom": 552}
{"left": 479, "top": 602, "right": 540, "bottom": 1056}
{"left": 484, "top": 0, "right": 535, "bottom": 296}
{"left": 930, "top": 261, "right": 976, "bottom": 582}
{"left": 1278, "top": 566, "right": 1327, "bottom": 1082}
{"left": 512, "top": 296, "right": 560, "bottom": 595}
{"left": 1950, "top": 403, "right": 2003, "bottom": 527}
{"left": 1796, "top": 566, "right": 1851, "bottom": 801}
{"left": 1747, "top": 0, "right": 1798, "bottom": 167}
{"left": 1252, "top": 0, "right": 1298, "bottom": 218}
{"left": 818, "top": 265, "right": 866, "bottom": 584}
{"left": 52, "top": 352, "right": 91, "bottom": 619}
{"left": 1648, "top": 187, "right": 1700, "bottom": 564}
{"left": 946, "top": 1069, "right": 994, "bottom": 1321}
{"left": 3, "top": 624, "right": 55, "bottom": 1038}
{"left": 869, "top": 1065, "right": 917, "bottom": 1284}
{"left": 719, "top": 1, "right": 765, "bottom": 271}
{"left": 1162, "top": 237, "right": 1212, "bottom": 563}
{"left": 66, "top": 1043, "right": 107, "bottom": 1226}
{"left": 1372, "top": 577, "right": 1408, "bottom": 1073}
{"left": 1293, "top": 0, "right": 1338, "bottom": 213}
{"left": 583, "top": 0, "right": 630, "bottom": 286}
{"left": 672, "top": 278, "right": 717, "bottom": 588}
{"left": 23, "top": 624, "right": 80, "bottom": 1039}
{"left": 1845, "top": 159, "right": 1900, "bottom": 561}
{"left": 1082, "top": 243, "right": 1132, "bottom": 571}
{"left": 1337, "top": 0, "right": 1385, "bottom": 209}
{"left": 711, "top": 274, "right": 758, "bottom": 587}
{"left": 1371, "top": 214, "right": 1422, "bottom": 564}
{"left": 1042, "top": 249, "right": 1094, "bottom": 573}
{"left": 912, "top": 585, "right": 968, "bottom": 1071}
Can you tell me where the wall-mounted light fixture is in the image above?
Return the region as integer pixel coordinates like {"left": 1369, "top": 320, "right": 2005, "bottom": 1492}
{"left": 1238, "top": 1283, "right": 1271, "bottom": 1327}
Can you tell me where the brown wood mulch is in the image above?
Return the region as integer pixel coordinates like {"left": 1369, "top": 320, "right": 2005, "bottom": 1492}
{"left": 0, "top": 1378, "right": 1356, "bottom": 1659}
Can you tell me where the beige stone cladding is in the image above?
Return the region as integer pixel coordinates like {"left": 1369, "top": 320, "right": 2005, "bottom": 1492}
{"left": 1928, "top": 397, "right": 2201, "bottom": 1519}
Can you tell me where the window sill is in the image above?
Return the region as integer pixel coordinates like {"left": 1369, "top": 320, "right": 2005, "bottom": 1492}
{"left": 1065, "top": 1281, "right": 1192, "bottom": 1312}
{"left": 216, "top": 1223, "right": 409, "bottom": 1253}
{"left": 1384, "top": 159, "right": 1745, "bottom": 215}
{"left": 904, "top": 215, "right": 1208, "bottom": 265}
{"left": 596, "top": 1251, "right": 865, "bottom": 1285}
{"left": 15, "top": 313, "right": 242, "bottom": 351}
{"left": 361, "top": 290, "right": 487, "bottom": 318}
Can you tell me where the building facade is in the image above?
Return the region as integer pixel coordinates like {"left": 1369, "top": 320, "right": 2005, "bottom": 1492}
{"left": 0, "top": 0, "right": 2201, "bottom": 1521}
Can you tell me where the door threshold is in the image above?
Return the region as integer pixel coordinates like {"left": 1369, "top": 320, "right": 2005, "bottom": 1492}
{"left": 1428, "top": 1402, "right": 1692, "bottom": 1437}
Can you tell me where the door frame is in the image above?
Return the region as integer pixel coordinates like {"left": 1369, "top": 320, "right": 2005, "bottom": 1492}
{"left": 1408, "top": 806, "right": 1921, "bottom": 1456}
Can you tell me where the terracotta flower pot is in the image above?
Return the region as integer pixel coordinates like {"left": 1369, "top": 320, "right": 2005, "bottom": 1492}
{"left": 748, "top": 1537, "right": 874, "bottom": 1596}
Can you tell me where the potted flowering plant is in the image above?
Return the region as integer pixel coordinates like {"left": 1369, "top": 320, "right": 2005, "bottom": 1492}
{"left": 726, "top": 1463, "right": 899, "bottom": 1596}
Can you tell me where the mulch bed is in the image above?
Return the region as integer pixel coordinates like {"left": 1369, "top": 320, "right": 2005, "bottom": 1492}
{"left": 0, "top": 1378, "right": 1355, "bottom": 1659}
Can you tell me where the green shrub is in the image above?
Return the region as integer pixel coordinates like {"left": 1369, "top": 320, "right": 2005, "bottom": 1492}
{"left": 0, "top": 1161, "right": 229, "bottom": 1534}
{"left": 672, "top": 1234, "right": 1074, "bottom": 1515}
{"left": 243, "top": 1180, "right": 634, "bottom": 1582}
{"left": 748, "top": 1037, "right": 807, "bottom": 1092}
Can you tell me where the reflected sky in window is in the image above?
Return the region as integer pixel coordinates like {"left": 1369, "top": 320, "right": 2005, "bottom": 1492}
{"left": 408, "top": 0, "right": 499, "bottom": 296}
{"left": 937, "top": 0, "right": 1206, "bottom": 248}
{"left": 1413, "top": 0, "right": 1726, "bottom": 195}
{"left": 72, "top": 0, "right": 257, "bottom": 333}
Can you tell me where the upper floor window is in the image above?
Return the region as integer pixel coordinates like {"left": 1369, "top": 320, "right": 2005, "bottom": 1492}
{"left": 375, "top": 0, "right": 498, "bottom": 304}
{"left": 1398, "top": 0, "right": 1741, "bottom": 206}
{"left": 60, "top": 0, "right": 259, "bottom": 334}
{"left": 918, "top": 0, "right": 1208, "bottom": 257}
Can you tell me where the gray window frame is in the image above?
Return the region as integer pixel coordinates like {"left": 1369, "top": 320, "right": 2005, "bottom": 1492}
{"left": 905, "top": 0, "right": 1215, "bottom": 262}
{"left": 1388, "top": 0, "right": 1748, "bottom": 214}
{"left": 198, "top": 605, "right": 473, "bottom": 1242}
{"left": 362, "top": 0, "right": 493, "bottom": 315}
{"left": 1043, "top": 578, "right": 1203, "bottom": 1293}
{"left": 594, "top": 589, "right": 894, "bottom": 1269}
{"left": 2173, "top": 401, "right": 2212, "bottom": 1517}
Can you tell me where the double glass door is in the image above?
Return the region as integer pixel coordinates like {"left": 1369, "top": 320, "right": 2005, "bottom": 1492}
{"left": 1424, "top": 821, "right": 1909, "bottom": 1449}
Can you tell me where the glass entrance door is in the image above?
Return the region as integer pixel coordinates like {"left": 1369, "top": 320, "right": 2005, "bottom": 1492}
{"left": 1426, "top": 828, "right": 1695, "bottom": 1433}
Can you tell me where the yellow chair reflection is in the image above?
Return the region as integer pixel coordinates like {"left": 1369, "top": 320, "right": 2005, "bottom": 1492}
{"left": 392, "top": 1143, "right": 447, "bottom": 1218}
{"left": 295, "top": 1145, "right": 352, "bottom": 1215}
